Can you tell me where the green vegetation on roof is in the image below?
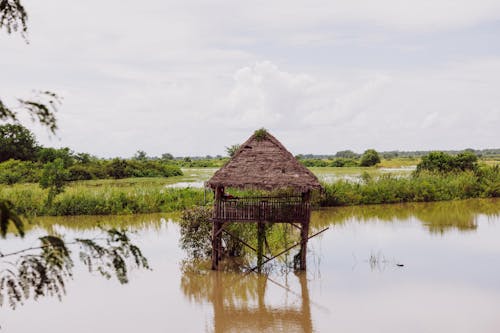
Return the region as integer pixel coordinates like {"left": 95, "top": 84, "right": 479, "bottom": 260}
{"left": 253, "top": 128, "right": 268, "bottom": 141}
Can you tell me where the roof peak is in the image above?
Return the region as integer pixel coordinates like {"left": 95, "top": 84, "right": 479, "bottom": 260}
{"left": 207, "top": 129, "right": 322, "bottom": 192}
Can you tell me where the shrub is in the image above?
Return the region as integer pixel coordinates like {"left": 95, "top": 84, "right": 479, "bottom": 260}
{"left": 68, "top": 165, "right": 95, "bottom": 181}
{"left": 417, "top": 151, "right": 478, "bottom": 173}
{"left": 0, "top": 124, "right": 38, "bottom": 162}
{"left": 0, "top": 159, "right": 40, "bottom": 184}
{"left": 360, "top": 149, "right": 381, "bottom": 167}
{"left": 39, "top": 158, "right": 69, "bottom": 205}
{"left": 330, "top": 158, "right": 358, "bottom": 167}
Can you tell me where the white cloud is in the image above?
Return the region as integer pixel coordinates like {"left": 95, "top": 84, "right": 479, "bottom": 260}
{"left": 1, "top": 1, "right": 500, "bottom": 156}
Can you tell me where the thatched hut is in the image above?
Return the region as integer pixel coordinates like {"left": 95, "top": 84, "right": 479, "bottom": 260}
{"left": 206, "top": 129, "right": 322, "bottom": 270}
{"left": 207, "top": 129, "right": 321, "bottom": 192}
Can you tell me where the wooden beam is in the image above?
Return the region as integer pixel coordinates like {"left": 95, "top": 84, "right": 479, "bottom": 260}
{"left": 247, "top": 227, "right": 329, "bottom": 273}
{"left": 222, "top": 228, "right": 271, "bottom": 260}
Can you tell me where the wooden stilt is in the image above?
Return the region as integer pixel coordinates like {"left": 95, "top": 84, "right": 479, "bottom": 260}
{"left": 299, "top": 220, "right": 309, "bottom": 270}
{"left": 257, "top": 221, "right": 265, "bottom": 273}
{"left": 211, "top": 220, "right": 223, "bottom": 270}
{"left": 211, "top": 220, "right": 218, "bottom": 270}
{"left": 299, "top": 190, "right": 311, "bottom": 271}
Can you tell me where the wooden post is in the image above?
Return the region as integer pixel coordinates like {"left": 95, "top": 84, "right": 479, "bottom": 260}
{"left": 257, "top": 221, "right": 265, "bottom": 273}
{"left": 299, "top": 190, "right": 311, "bottom": 270}
{"left": 211, "top": 186, "right": 225, "bottom": 270}
{"left": 211, "top": 220, "right": 221, "bottom": 270}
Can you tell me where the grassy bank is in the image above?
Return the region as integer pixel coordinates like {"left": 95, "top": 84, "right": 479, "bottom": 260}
{"left": 321, "top": 168, "right": 500, "bottom": 206}
{"left": 0, "top": 181, "right": 208, "bottom": 216}
{"left": 1, "top": 166, "right": 498, "bottom": 216}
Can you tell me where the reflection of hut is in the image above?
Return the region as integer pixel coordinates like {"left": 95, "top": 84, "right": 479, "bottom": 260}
{"left": 206, "top": 129, "right": 322, "bottom": 270}
{"left": 180, "top": 266, "right": 313, "bottom": 333}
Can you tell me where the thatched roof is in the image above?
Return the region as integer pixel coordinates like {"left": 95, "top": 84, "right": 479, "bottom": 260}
{"left": 206, "top": 130, "right": 322, "bottom": 192}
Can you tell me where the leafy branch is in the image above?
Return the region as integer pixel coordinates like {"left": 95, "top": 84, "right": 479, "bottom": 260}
{"left": 0, "top": 229, "right": 150, "bottom": 309}
{"left": 0, "top": 0, "right": 27, "bottom": 37}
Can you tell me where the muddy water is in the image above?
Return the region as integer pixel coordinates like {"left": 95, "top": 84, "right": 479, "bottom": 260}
{"left": 2, "top": 198, "right": 500, "bottom": 333}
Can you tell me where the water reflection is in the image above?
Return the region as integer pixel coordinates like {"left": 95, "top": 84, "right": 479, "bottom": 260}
{"left": 313, "top": 198, "right": 500, "bottom": 234}
{"left": 181, "top": 262, "right": 313, "bottom": 333}
{"left": 1, "top": 199, "right": 499, "bottom": 332}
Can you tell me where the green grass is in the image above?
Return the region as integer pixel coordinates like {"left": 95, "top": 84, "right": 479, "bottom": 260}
{"left": 1, "top": 165, "right": 498, "bottom": 217}
{"left": 0, "top": 180, "right": 210, "bottom": 216}
{"left": 320, "top": 168, "right": 500, "bottom": 206}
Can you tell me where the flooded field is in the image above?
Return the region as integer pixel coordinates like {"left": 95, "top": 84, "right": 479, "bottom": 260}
{"left": 167, "top": 166, "right": 416, "bottom": 188}
{"left": 2, "top": 198, "right": 500, "bottom": 332}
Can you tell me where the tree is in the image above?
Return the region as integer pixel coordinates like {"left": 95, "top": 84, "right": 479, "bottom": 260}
{"left": 0, "top": 123, "right": 38, "bottom": 162}
{"left": 0, "top": 227, "right": 149, "bottom": 309}
{"left": 134, "top": 150, "right": 148, "bottom": 161}
{"left": 335, "top": 150, "right": 358, "bottom": 159}
{"left": 107, "top": 158, "right": 129, "bottom": 179}
{"left": 0, "top": 159, "right": 39, "bottom": 184}
{"left": 416, "top": 151, "right": 478, "bottom": 173}
{"left": 360, "top": 149, "right": 381, "bottom": 167}
{"left": 225, "top": 144, "right": 240, "bottom": 157}
{"left": 37, "top": 147, "right": 74, "bottom": 167}
{"left": 161, "top": 153, "right": 174, "bottom": 161}
{"left": 1, "top": 3, "right": 149, "bottom": 311}
{"left": 39, "top": 158, "right": 69, "bottom": 206}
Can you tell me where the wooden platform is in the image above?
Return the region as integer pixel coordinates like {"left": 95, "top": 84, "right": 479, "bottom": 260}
{"left": 212, "top": 196, "right": 310, "bottom": 223}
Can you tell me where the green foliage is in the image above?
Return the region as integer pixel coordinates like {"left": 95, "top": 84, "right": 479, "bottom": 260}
{"left": 0, "top": 124, "right": 38, "bottom": 162}
{"left": 0, "top": 181, "right": 207, "bottom": 216}
{"left": 179, "top": 206, "right": 297, "bottom": 265}
{"left": 0, "top": 227, "right": 149, "bottom": 309}
{"left": 161, "top": 153, "right": 174, "bottom": 161}
{"left": 300, "top": 158, "right": 330, "bottom": 167}
{"left": 39, "top": 158, "right": 69, "bottom": 205}
{"left": 77, "top": 228, "right": 150, "bottom": 284}
{"left": 253, "top": 128, "right": 268, "bottom": 141}
{"left": 179, "top": 206, "right": 213, "bottom": 258}
{"left": 417, "top": 151, "right": 478, "bottom": 173}
{"left": 37, "top": 147, "right": 74, "bottom": 167}
{"left": 133, "top": 150, "right": 148, "bottom": 161}
{"left": 0, "top": 159, "right": 40, "bottom": 184}
{"left": 360, "top": 149, "right": 381, "bottom": 167}
{"left": 321, "top": 165, "right": 499, "bottom": 206}
{"left": 0, "top": 92, "right": 60, "bottom": 134}
{"left": 67, "top": 165, "right": 95, "bottom": 181}
{"left": 335, "top": 150, "right": 359, "bottom": 159}
{"left": 106, "top": 158, "right": 182, "bottom": 179}
{"left": 0, "top": 198, "right": 24, "bottom": 237}
{"left": 300, "top": 158, "right": 358, "bottom": 167}
{"left": 330, "top": 158, "right": 359, "bottom": 167}
{"left": 107, "top": 158, "right": 128, "bottom": 179}
{"left": 225, "top": 144, "right": 241, "bottom": 157}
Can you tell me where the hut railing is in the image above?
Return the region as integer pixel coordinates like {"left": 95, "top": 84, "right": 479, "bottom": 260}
{"left": 213, "top": 196, "right": 309, "bottom": 223}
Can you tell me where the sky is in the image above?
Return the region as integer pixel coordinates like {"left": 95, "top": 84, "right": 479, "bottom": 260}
{"left": 1, "top": 0, "right": 500, "bottom": 157}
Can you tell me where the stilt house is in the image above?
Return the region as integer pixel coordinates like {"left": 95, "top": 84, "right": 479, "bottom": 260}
{"left": 206, "top": 129, "right": 322, "bottom": 270}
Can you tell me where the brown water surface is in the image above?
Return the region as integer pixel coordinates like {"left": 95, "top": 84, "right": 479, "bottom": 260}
{"left": 2, "top": 198, "right": 500, "bottom": 332}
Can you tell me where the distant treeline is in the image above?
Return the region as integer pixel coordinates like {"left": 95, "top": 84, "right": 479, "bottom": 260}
{"left": 295, "top": 148, "right": 500, "bottom": 160}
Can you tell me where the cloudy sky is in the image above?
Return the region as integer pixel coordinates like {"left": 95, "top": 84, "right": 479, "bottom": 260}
{"left": 1, "top": 0, "right": 500, "bottom": 157}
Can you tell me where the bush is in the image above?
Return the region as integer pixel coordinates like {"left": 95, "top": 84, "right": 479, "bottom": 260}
{"left": 360, "top": 149, "right": 381, "bottom": 167}
{"left": 330, "top": 158, "right": 359, "bottom": 167}
{"left": 0, "top": 124, "right": 38, "bottom": 162}
{"left": 0, "top": 159, "right": 40, "bottom": 184}
{"left": 68, "top": 165, "right": 95, "bottom": 181}
{"left": 321, "top": 166, "right": 499, "bottom": 207}
{"left": 39, "top": 158, "right": 69, "bottom": 205}
{"left": 417, "top": 151, "right": 478, "bottom": 173}
{"left": 37, "top": 147, "right": 75, "bottom": 168}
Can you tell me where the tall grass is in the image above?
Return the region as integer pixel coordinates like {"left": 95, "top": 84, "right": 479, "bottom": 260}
{"left": 0, "top": 183, "right": 209, "bottom": 216}
{"left": 321, "top": 167, "right": 499, "bottom": 206}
